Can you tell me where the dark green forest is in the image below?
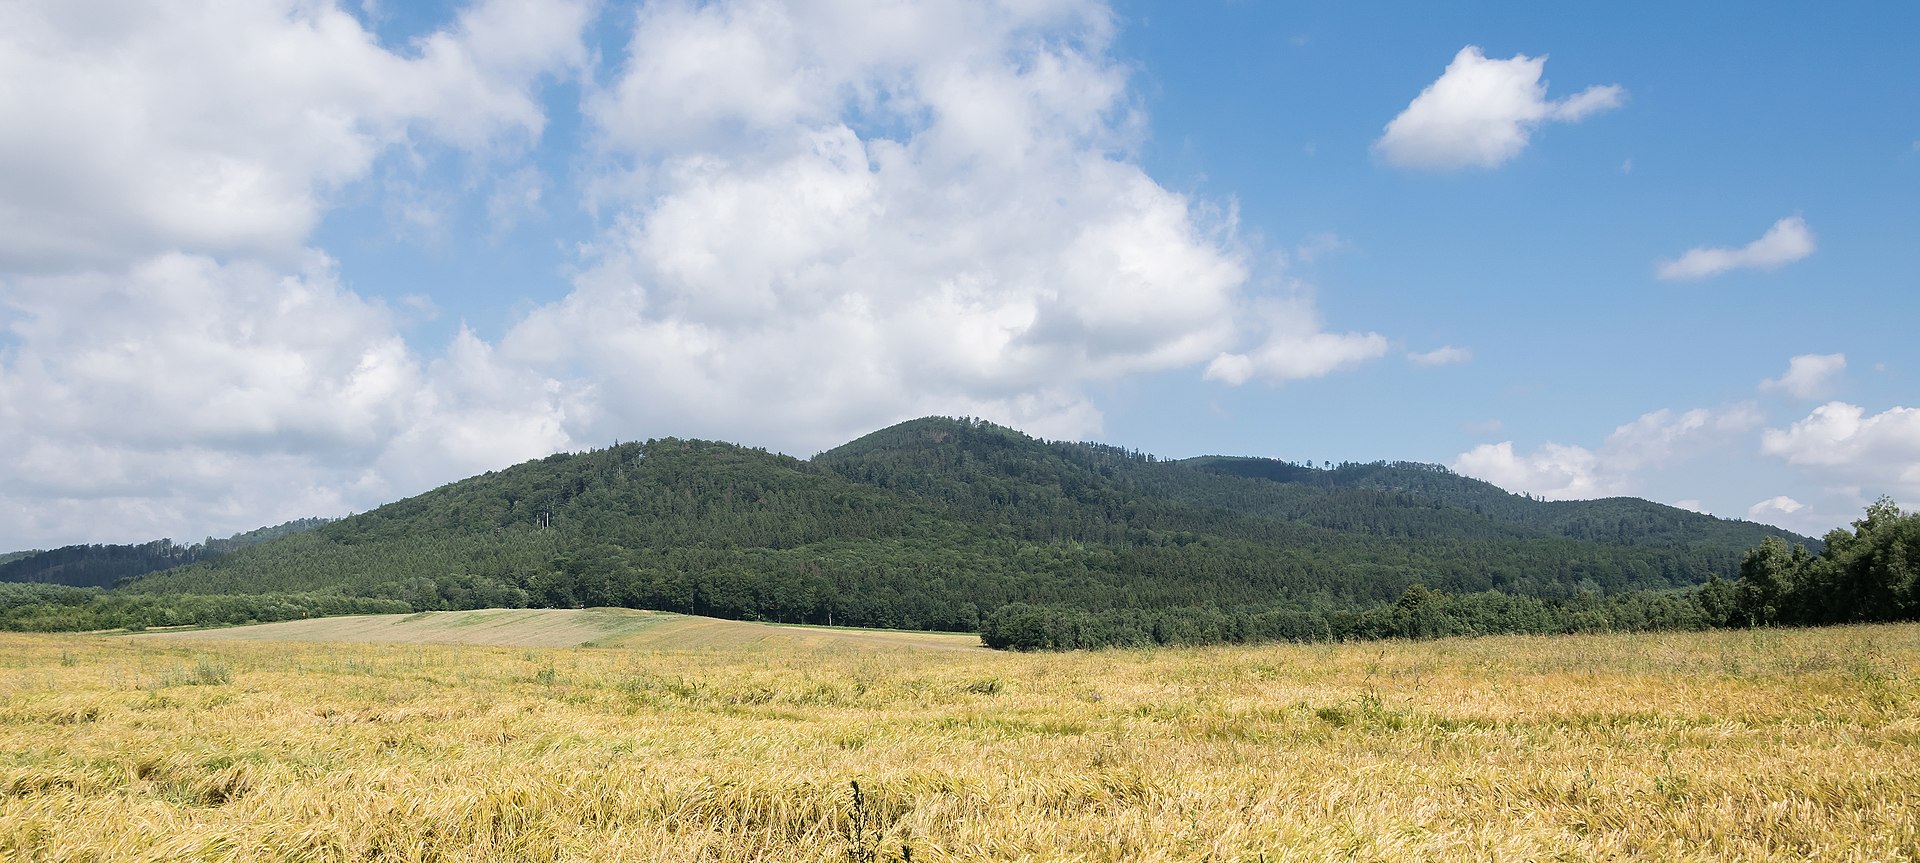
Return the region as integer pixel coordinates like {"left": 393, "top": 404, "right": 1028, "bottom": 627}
{"left": 6, "top": 416, "right": 1903, "bottom": 646}
{"left": 1709, "top": 497, "right": 1919, "bottom": 628}
{"left": 0, "top": 518, "right": 331, "bottom": 589}
{"left": 0, "top": 582, "right": 407, "bottom": 632}
{"left": 0, "top": 540, "right": 211, "bottom": 589}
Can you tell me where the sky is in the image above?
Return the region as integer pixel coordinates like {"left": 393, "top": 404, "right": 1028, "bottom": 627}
{"left": 0, "top": 0, "right": 1915, "bottom": 550}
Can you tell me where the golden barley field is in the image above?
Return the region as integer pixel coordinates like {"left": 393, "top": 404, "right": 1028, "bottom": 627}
{"left": 3, "top": 620, "right": 1917, "bottom": 863}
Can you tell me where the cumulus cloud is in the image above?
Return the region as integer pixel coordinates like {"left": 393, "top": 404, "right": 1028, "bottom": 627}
{"left": 1, "top": 254, "right": 416, "bottom": 457}
{"left": 1747, "top": 495, "right": 1804, "bottom": 520}
{"left": 0, "top": 0, "right": 590, "bottom": 271}
{"left": 1375, "top": 46, "right": 1624, "bottom": 170}
{"left": 1451, "top": 405, "right": 1763, "bottom": 500}
{"left": 1452, "top": 441, "right": 1609, "bottom": 499}
{"left": 511, "top": 0, "right": 1377, "bottom": 446}
{"left": 1603, "top": 404, "right": 1765, "bottom": 471}
{"left": 1743, "top": 494, "right": 1863, "bottom": 537}
{"left": 1657, "top": 216, "right": 1816, "bottom": 280}
{"left": 0, "top": 0, "right": 593, "bottom": 547}
{"left": 1760, "top": 402, "right": 1920, "bottom": 495}
{"left": 1204, "top": 298, "right": 1389, "bottom": 385}
{"left": 0, "top": 0, "right": 1392, "bottom": 547}
{"left": 1408, "top": 346, "right": 1472, "bottom": 366}
{"left": 372, "top": 327, "right": 579, "bottom": 493}
{"left": 1741, "top": 494, "right": 1848, "bottom": 535}
{"left": 1761, "top": 353, "right": 1846, "bottom": 399}
{"left": 0, "top": 253, "right": 578, "bottom": 547}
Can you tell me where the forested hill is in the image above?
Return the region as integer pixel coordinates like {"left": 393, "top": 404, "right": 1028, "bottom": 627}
{"left": 1177, "top": 456, "right": 1810, "bottom": 552}
{"left": 817, "top": 419, "right": 1804, "bottom": 557}
{"left": 0, "top": 518, "right": 332, "bottom": 589}
{"left": 117, "top": 417, "right": 1809, "bottom": 634}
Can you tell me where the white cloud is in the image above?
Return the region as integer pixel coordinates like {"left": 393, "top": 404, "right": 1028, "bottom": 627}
{"left": 0, "top": 253, "right": 577, "bottom": 548}
{"left": 0, "top": 254, "right": 415, "bottom": 456}
{"left": 1741, "top": 493, "right": 1863, "bottom": 537}
{"left": 1452, "top": 441, "right": 1610, "bottom": 499}
{"left": 0, "top": 0, "right": 594, "bottom": 548}
{"left": 510, "top": 0, "right": 1377, "bottom": 447}
{"left": 588, "top": 1, "right": 1130, "bottom": 166}
{"left": 0, "top": 0, "right": 590, "bottom": 271}
{"left": 1602, "top": 404, "right": 1764, "bottom": 472}
{"left": 1657, "top": 216, "right": 1816, "bottom": 281}
{"left": 1408, "top": 346, "right": 1472, "bottom": 366}
{"left": 1742, "top": 494, "right": 1848, "bottom": 536}
{"left": 1674, "top": 499, "right": 1707, "bottom": 514}
{"left": 1761, "top": 353, "right": 1845, "bottom": 399}
{"left": 372, "top": 328, "right": 579, "bottom": 493}
{"left": 1204, "top": 301, "right": 1389, "bottom": 385}
{"left": 1760, "top": 402, "right": 1920, "bottom": 495}
{"left": 1747, "top": 495, "right": 1804, "bottom": 519}
{"left": 1450, "top": 404, "right": 1762, "bottom": 500}
{"left": 1375, "top": 46, "right": 1625, "bottom": 170}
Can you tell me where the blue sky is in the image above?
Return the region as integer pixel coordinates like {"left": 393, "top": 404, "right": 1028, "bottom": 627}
{"left": 0, "top": 0, "right": 1914, "bottom": 549}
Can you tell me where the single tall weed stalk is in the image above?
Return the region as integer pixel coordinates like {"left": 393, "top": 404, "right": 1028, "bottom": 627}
{"left": 846, "top": 780, "right": 874, "bottom": 863}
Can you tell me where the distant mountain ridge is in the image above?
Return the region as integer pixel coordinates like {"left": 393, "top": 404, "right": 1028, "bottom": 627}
{"left": 1178, "top": 455, "right": 1810, "bottom": 552}
{"left": 119, "top": 417, "right": 1809, "bottom": 635}
{"left": 0, "top": 518, "right": 333, "bottom": 588}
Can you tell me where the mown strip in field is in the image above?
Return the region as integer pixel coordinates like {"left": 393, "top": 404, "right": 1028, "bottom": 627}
{"left": 131, "top": 607, "right": 983, "bottom": 651}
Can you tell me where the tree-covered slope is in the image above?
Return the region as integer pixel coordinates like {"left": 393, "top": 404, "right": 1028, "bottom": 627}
{"left": 0, "top": 518, "right": 331, "bottom": 589}
{"left": 0, "top": 541, "right": 211, "bottom": 589}
{"left": 1179, "top": 456, "right": 1810, "bottom": 552}
{"left": 820, "top": 418, "right": 1808, "bottom": 591}
{"left": 120, "top": 417, "right": 1816, "bottom": 636}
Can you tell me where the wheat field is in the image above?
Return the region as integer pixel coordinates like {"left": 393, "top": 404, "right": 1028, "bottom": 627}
{"left": 2, "top": 622, "right": 1916, "bottom": 862}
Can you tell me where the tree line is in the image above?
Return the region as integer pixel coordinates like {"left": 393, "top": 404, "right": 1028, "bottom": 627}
{"left": 984, "top": 499, "right": 1919, "bottom": 650}
{"left": 0, "top": 582, "right": 408, "bottom": 632}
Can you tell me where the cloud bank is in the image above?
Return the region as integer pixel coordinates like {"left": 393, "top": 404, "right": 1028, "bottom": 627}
{"left": 1451, "top": 405, "right": 1763, "bottom": 500}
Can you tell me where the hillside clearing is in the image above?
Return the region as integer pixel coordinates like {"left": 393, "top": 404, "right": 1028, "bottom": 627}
{"left": 133, "top": 607, "right": 983, "bottom": 651}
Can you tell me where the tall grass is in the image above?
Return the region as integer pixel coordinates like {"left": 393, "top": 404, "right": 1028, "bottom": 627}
{"left": 1, "top": 626, "right": 1915, "bottom": 861}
